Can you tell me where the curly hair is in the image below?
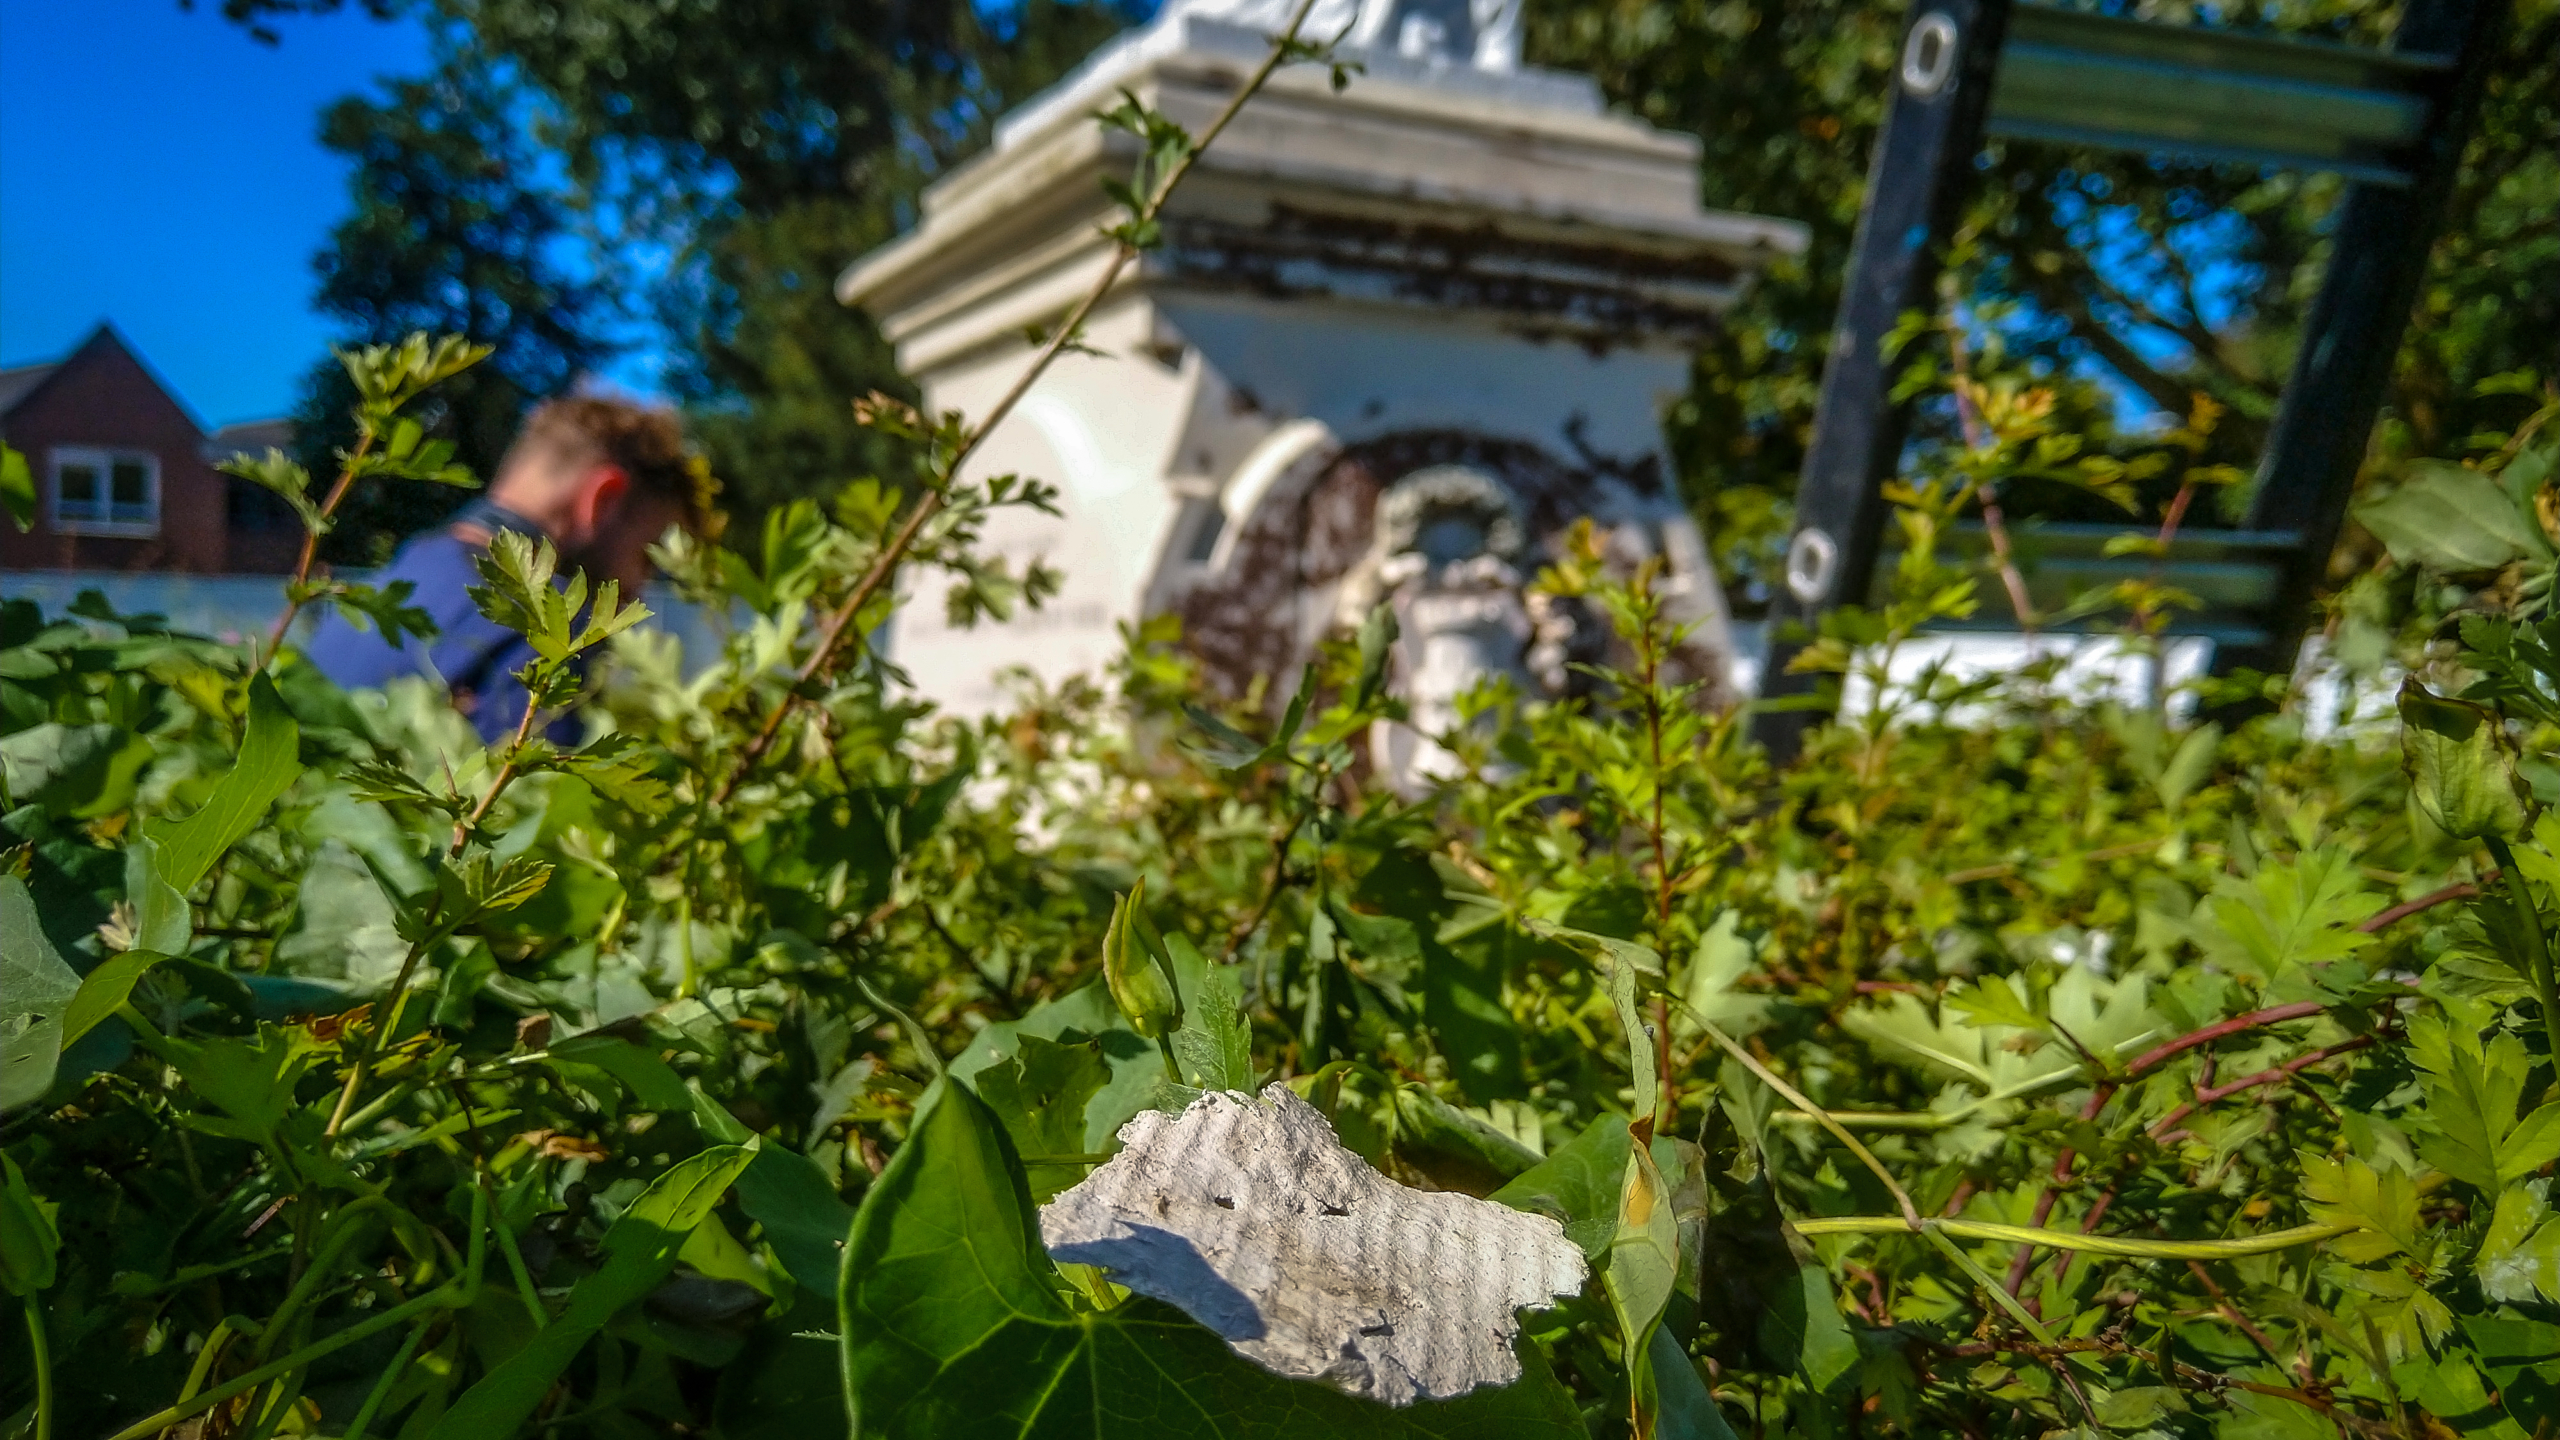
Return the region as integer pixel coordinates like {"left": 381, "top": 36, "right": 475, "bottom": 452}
{"left": 505, "top": 397, "right": 717, "bottom": 531}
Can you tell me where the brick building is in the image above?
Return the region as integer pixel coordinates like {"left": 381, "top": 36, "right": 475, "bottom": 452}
{"left": 0, "top": 324, "right": 297, "bottom": 574}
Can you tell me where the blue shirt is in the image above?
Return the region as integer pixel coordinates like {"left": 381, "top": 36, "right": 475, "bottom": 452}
{"left": 305, "top": 499, "right": 577, "bottom": 744}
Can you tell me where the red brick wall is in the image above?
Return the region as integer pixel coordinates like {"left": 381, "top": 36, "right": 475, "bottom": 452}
{"left": 0, "top": 333, "right": 232, "bottom": 573}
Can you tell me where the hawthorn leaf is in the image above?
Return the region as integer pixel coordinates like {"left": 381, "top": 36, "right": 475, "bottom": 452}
{"left": 1170, "top": 959, "right": 1253, "bottom": 1093}
{"left": 2408, "top": 1008, "right": 2560, "bottom": 1189}
{"left": 2189, "top": 847, "right": 2382, "bottom": 983}
{"left": 2302, "top": 1153, "right": 2420, "bottom": 1263}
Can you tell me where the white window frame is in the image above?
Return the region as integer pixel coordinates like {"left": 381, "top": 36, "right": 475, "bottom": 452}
{"left": 49, "top": 446, "right": 161, "bottom": 537}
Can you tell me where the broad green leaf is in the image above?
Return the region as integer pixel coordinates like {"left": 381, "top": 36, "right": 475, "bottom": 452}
{"left": 2398, "top": 680, "right": 2528, "bottom": 841}
{"left": 734, "top": 1143, "right": 856, "bottom": 1295}
{"left": 1388, "top": 1084, "right": 1542, "bottom": 1189}
{"left": 0, "top": 1153, "right": 59, "bottom": 1296}
{"left": 124, "top": 838, "right": 191, "bottom": 957}
{"left": 145, "top": 673, "right": 302, "bottom": 893}
{"left": 2357, "top": 459, "right": 2547, "bottom": 572}
{"left": 951, "top": 982, "right": 1159, "bottom": 1152}
{"left": 2407, "top": 1008, "right": 2560, "bottom": 1189}
{"left": 1493, "top": 1114, "right": 1634, "bottom": 1257}
{"left": 427, "top": 1142, "right": 756, "bottom": 1440}
{"left": 1693, "top": 1099, "right": 1856, "bottom": 1391}
{"left": 60, "top": 949, "right": 168, "bottom": 1050}
{"left": 839, "top": 1075, "right": 1586, "bottom": 1439}
{"left": 0, "top": 875, "right": 80, "bottom": 1112}
{"left": 1646, "top": 1322, "right": 1740, "bottom": 1440}
{"left": 977, "top": 1031, "right": 1112, "bottom": 1200}
{"left": 0, "top": 722, "right": 151, "bottom": 818}
{"left": 2301, "top": 1153, "right": 2420, "bottom": 1262}
{"left": 271, "top": 840, "right": 405, "bottom": 986}
{"left": 550, "top": 1034, "right": 694, "bottom": 1112}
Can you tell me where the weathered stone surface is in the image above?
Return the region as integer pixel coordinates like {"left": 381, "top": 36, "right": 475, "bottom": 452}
{"left": 1039, "top": 1084, "right": 1587, "bottom": 1405}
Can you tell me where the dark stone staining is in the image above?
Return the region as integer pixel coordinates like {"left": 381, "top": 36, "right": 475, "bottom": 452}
{"left": 1175, "top": 430, "right": 1631, "bottom": 706}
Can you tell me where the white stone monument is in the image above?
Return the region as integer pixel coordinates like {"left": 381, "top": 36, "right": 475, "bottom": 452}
{"left": 838, "top": 0, "right": 1806, "bottom": 782}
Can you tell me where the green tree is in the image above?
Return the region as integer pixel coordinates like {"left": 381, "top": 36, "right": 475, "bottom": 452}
{"left": 449, "top": 0, "right": 1140, "bottom": 525}
{"left": 294, "top": 42, "right": 617, "bottom": 561}
{"left": 1529, "top": 0, "right": 2560, "bottom": 598}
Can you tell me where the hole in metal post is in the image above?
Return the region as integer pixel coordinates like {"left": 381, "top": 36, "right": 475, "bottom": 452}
{"left": 1785, "top": 527, "right": 1841, "bottom": 605}
{"left": 1901, "top": 12, "right": 1959, "bottom": 97}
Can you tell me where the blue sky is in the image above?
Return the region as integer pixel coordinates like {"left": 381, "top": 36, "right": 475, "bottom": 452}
{"left": 0, "top": 0, "right": 433, "bottom": 427}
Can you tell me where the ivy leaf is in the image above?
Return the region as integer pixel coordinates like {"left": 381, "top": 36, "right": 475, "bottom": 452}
{"left": 2407, "top": 1007, "right": 2560, "bottom": 1189}
{"left": 0, "top": 875, "right": 81, "bottom": 1112}
{"left": 839, "top": 1076, "right": 1587, "bottom": 1438}
{"left": 144, "top": 673, "right": 303, "bottom": 895}
{"left": 977, "top": 1031, "right": 1112, "bottom": 1200}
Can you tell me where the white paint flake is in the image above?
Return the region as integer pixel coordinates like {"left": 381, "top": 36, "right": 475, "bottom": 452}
{"left": 1038, "top": 1084, "right": 1587, "bottom": 1405}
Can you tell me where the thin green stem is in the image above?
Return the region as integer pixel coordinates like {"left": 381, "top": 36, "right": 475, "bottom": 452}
{"left": 1794, "top": 1214, "right": 2360, "bottom": 1258}
{"left": 2485, "top": 835, "right": 2560, "bottom": 1070}
{"left": 342, "top": 1315, "right": 432, "bottom": 1440}
{"left": 1691, "top": 1014, "right": 1923, "bottom": 1230}
{"left": 23, "top": 1296, "right": 50, "bottom": 1440}
{"left": 99, "top": 1187, "right": 487, "bottom": 1440}
{"left": 325, "top": 915, "right": 438, "bottom": 1139}
{"left": 494, "top": 1218, "right": 547, "bottom": 1329}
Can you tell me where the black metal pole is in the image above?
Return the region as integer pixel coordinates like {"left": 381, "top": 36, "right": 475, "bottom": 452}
{"left": 2220, "top": 0, "right": 2505, "bottom": 679}
{"left": 1750, "top": 0, "right": 2013, "bottom": 762}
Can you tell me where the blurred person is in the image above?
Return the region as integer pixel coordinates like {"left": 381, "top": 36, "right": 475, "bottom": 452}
{"left": 307, "top": 397, "right": 705, "bottom": 742}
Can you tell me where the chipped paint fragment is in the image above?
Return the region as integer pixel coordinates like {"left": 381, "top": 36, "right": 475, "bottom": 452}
{"left": 1039, "top": 1084, "right": 1587, "bottom": 1405}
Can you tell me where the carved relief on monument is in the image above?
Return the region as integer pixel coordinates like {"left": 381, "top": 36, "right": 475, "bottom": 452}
{"left": 1172, "top": 429, "right": 1732, "bottom": 791}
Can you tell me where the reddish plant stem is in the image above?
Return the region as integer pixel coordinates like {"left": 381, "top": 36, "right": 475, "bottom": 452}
{"left": 2147, "top": 1037, "right": 2376, "bottom": 1140}
{"left": 2117, "top": 1001, "right": 2326, "bottom": 1080}
{"left": 2358, "top": 876, "right": 2487, "bottom": 934}
{"left": 264, "top": 431, "right": 376, "bottom": 666}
